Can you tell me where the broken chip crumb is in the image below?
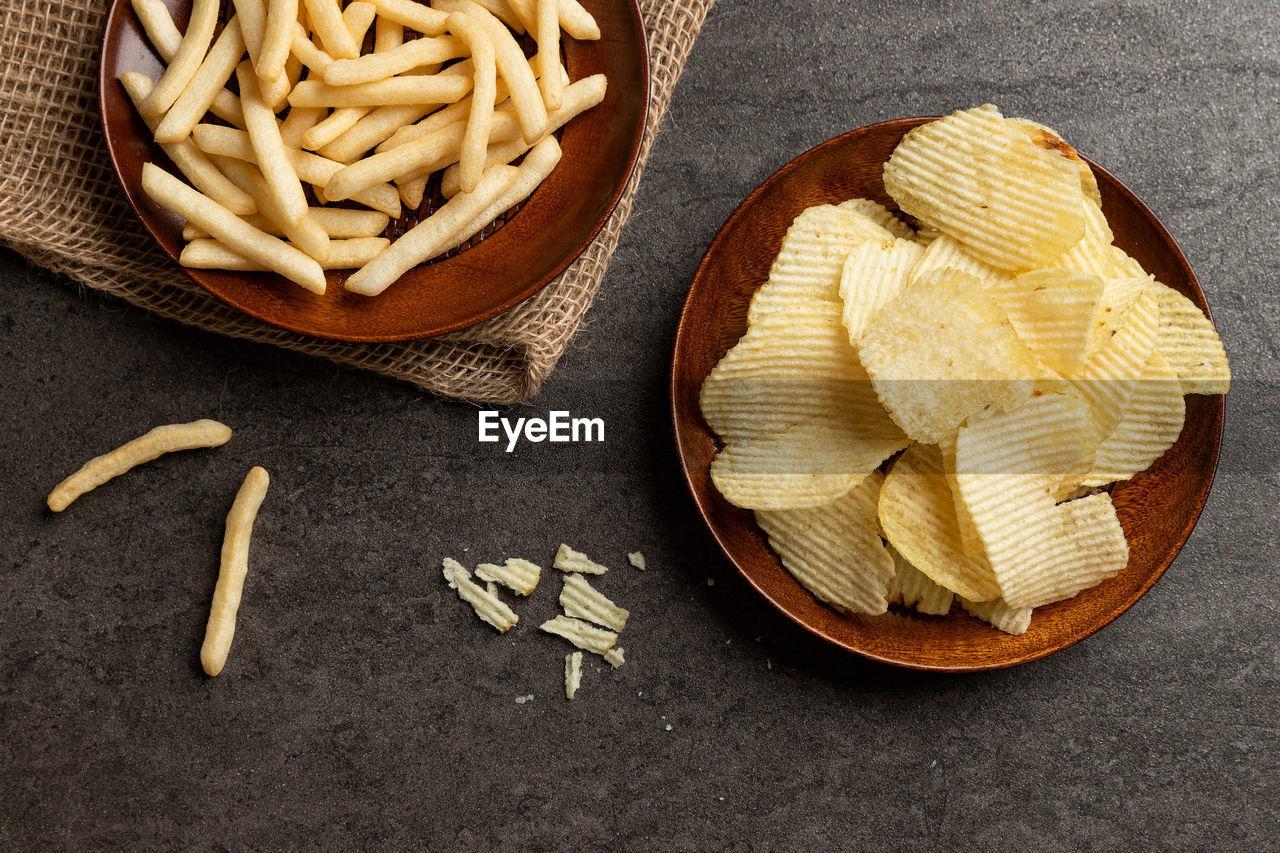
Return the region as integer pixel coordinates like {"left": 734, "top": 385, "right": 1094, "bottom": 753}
{"left": 553, "top": 543, "right": 608, "bottom": 575}
{"left": 565, "top": 652, "right": 582, "bottom": 700}
{"left": 706, "top": 578, "right": 715, "bottom": 586}
{"left": 603, "top": 646, "right": 625, "bottom": 668}
{"left": 539, "top": 614, "right": 617, "bottom": 655}
{"left": 664, "top": 723, "right": 672, "bottom": 731}
{"left": 628, "top": 551, "right": 646, "bottom": 570}
{"left": 560, "top": 573, "right": 630, "bottom": 632}
{"left": 515, "top": 694, "right": 535, "bottom": 704}
{"left": 475, "top": 558, "right": 542, "bottom": 596}
{"left": 442, "top": 558, "right": 519, "bottom": 633}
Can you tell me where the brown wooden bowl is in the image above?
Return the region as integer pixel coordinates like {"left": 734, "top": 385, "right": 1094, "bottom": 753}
{"left": 671, "top": 118, "right": 1225, "bottom": 672}
{"left": 99, "top": 0, "right": 648, "bottom": 342}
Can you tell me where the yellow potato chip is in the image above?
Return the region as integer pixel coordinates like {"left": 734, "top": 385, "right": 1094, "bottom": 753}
{"left": 886, "top": 545, "right": 954, "bottom": 616}
{"left": 1087, "top": 275, "right": 1151, "bottom": 356}
{"left": 540, "top": 615, "right": 617, "bottom": 655}
{"left": 858, "top": 269, "right": 1046, "bottom": 444}
{"left": 879, "top": 443, "right": 1000, "bottom": 602}
{"left": 1149, "top": 281, "right": 1230, "bottom": 394}
{"left": 907, "top": 232, "right": 1012, "bottom": 290}
{"left": 914, "top": 226, "right": 941, "bottom": 247}
{"left": 1009, "top": 118, "right": 1101, "bottom": 207}
{"left": 838, "top": 197, "right": 915, "bottom": 240}
{"left": 959, "top": 596, "right": 1033, "bottom": 635}
{"left": 1051, "top": 199, "right": 1119, "bottom": 278}
{"left": 1081, "top": 349, "right": 1185, "bottom": 487}
{"left": 838, "top": 237, "right": 925, "bottom": 340}
{"left": 938, "top": 435, "right": 985, "bottom": 557}
{"left": 559, "top": 573, "right": 629, "bottom": 632}
{"left": 701, "top": 300, "right": 908, "bottom": 510}
{"left": 755, "top": 471, "right": 895, "bottom": 615}
{"left": 474, "top": 557, "right": 541, "bottom": 595}
{"left": 1070, "top": 288, "right": 1159, "bottom": 437}
{"left": 989, "top": 268, "right": 1104, "bottom": 375}
{"left": 882, "top": 104, "right": 1086, "bottom": 272}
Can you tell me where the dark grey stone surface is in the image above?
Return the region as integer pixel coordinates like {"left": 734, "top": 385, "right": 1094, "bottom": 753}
{"left": 2, "top": 0, "right": 1278, "bottom": 849}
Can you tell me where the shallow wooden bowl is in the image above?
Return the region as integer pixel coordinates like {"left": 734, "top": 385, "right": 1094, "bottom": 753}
{"left": 671, "top": 118, "right": 1225, "bottom": 672}
{"left": 99, "top": 0, "right": 648, "bottom": 342}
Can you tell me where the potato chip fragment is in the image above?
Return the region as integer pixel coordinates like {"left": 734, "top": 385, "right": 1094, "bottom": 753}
{"left": 754, "top": 471, "right": 895, "bottom": 615}
{"left": 442, "top": 558, "right": 518, "bottom": 633}
{"left": 553, "top": 544, "right": 608, "bottom": 575}
{"left": 839, "top": 237, "right": 925, "bottom": 340}
{"left": 475, "top": 557, "right": 542, "bottom": 595}
{"left": 883, "top": 104, "right": 1086, "bottom": 272}
{"left": 560, "top": 573, "right": 629, "bottom": 632}
{"left": 989, "top": 268, "right": 1104, "bottom": 375}
{"left": 886, "top": 545, "right": 954, "bottom": 616}
{"left": 1070, "top": 288, "right": 1158, "bottom": 437}
{"left": 838, "top": 197, "right": 915, "bottom": 240}
{"left": 959, "top": 596, "right": 1033, "bottom": 635}
{"left": 565, "top": 652, "right": 582, "bottom": 700}
{"left": 858, "top": 269, "right": 1045, "bottom": 444}
{"left": 627, "top": 551, "right": 646, "bottom": 570}
{"left": 907, "top": 232, "right": 1012, "bottom": 290}
{"left": 1149, "top": 281, "right": 1230, "bottom": 394}
{"left": 540, "top": 615, "right": 617, "bottom": 655}
{"left": 1081, "top": 350, "right": 1185, "bottom": 487}
{"left": 603, "top": 646, "right": 625, "bottom": 668}
{"left": 879, "top": 443, "right": 1000, "bottom": 602}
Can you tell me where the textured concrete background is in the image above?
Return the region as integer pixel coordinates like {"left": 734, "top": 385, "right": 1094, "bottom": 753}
{"left": 2, "top": 0, "right": 1278, "bottom": 849}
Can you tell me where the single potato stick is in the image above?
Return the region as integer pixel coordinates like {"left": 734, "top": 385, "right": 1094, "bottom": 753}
{"left": 216, "top": 158, "right": 332, "bottom": 262}
{"left": 152, "top": 17, "right": 246, "bottom": 144}
{"left": 280, "top": 105, "right": 327, "bottom": 148}
{"left": 345, "top": 164, "right": 517, "bottom": 295}
{"left": 201, "top": 466, "right": 270, "bottom": 677}
{"left": 534, "top": 0, "right": 562, "bottom": 111}
{"left": 46, "top": 419, "right": 233, "bottom": 512}
{"left": 325, "top": 119, "right": 473, "bottom": 200}
{"left": 129, "top": 0, "right": 244, "bottom": 126}
{"left": 289, "top": 74, "right": 473, "bottom": 108}
{"left": 257, "top": 0, "right": 298, "bottom": 81}
{"left": 467, "top": 4, "right": 546, "bottom": 142}
{"left": 184, "top": 206, "right": 388, "bottom": 239}
{"left": 322, "top": 35, "right": 467, "bottom": 86}
{"left": 139, "top": 0, "right": 220, "bottom": 118}
{"left": 142, "top": 163, "right": 326, "bottom": 293}
{"left": 119, "top": 73, "right": 257, "bottom": 215}
{"left": 398, "top": 176, "right": 427, "bottom": 209}
{"left": 377, "top": 78, "right": 513, "bottom": 152}
{"left": 505, "top": 0, "right": 598, "bottom": 40}
{"left": 446, "top": 135, "right": 561, "bottom": 244}
{"left": 303, "top": 107, "right": 374, "bottom": 151}
{"left": 342, "top": 0, "right": 378, "bottom": 43}
{"left": 447, "top": 11, "right": 496, "bottom": 193}
{"left": 369, "top": 0, "right": 449, "bottom": 35}
{"left": 233, "top": 0, "right": 267, "bottom": 63}
{"left": 373, "top": 14, "right": 403, "bottom": 51}
{"left": 182, "top": 236, "right": 389, "bottom": 269}
{"left": 290, "top": 23, "right": 335, "bottom": 73}
{"left": 237, "top": 61, "right": 310, "bottom": 226}
{"left": 261, "top": 53, "right": 304, "bottom": 114}
{"left": 303, "top": 0, "right": 360, "bottom": 58}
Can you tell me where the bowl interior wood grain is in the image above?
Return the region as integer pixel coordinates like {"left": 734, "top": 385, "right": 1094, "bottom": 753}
{"left": 99, "top": 0, "right": 648, "bottom": 342}
{"left": 671, "top": 118, "right": 1224, "bottom": 672}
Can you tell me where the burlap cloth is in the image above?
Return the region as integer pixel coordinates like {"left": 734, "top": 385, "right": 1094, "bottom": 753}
{"left": 0, "top": 0, "right": 714, "bottom": 404}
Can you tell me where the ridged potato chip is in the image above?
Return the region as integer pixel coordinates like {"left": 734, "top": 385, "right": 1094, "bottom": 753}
{"left": 1070, "top": 288, "right": 1159, "bottom": 437}
{"left": 1087, "top": 275, "right": 1151, "bottom": 357}
{"left": 839, "top": 237, "right": 925, "bottom": 340}
{"left": 882, "top": 104, "right": 1086, "bottom": 272}
{"left": 755, "top": 471, "right": 895, "bottom": 615}
{"left": 886, "top": 545, "right": 954, "bottom": 616}
{"left": 838, "top": 197, "right": 915, "bottom": 240}
{"left": 879, "top": 443, "right": 1001, "bottom": 602}
{"left": 1051, "top": 200, "right": 1118, "bottom": 278}
{"left": 938, "top": 435, "right": 985, "bottom": 557}
{"left": 959, "top": 596, "right": 1033, "bottom": 635}
{"left": 1009, "top": 118, "right": 1101, "bottom": 207}
{"left": 907, "top": 232, "right": 1012, "bottom": 290}
{"left": 1149, "top": 281, "right": 1230, "bottom": 394}
{"left": 1081, "top": 349, "right": 1185, "bottom": 487}
{"left": 989, "top": 268, "right": 1104, "bottom": 375}
{"left": 858, "top": 269, "right": 1046, "bottom": 444}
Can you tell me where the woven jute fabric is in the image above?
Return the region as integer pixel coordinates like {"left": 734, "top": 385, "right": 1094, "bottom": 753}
{"left": 0, "top": 0, "right": 714, "bottom": 404}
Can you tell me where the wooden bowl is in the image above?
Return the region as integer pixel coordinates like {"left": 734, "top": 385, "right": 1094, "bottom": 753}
{"left": 99, "top": 0, "right": 648, "bottom": 342}
{"left": 671, "top": 118, "right": 1225, "bottom": 672}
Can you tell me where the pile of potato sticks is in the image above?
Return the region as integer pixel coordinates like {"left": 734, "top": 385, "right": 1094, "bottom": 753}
{"left": 125, "top": 0, "right": 606, "bottom": 297}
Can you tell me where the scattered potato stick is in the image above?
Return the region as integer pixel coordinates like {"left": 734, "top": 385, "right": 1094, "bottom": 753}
{"left": 186, "top": 207, "right": 388, "bottom": 239}
{"left": 257, "top": 0, "right": 298, "bottom": 81}
{"left": 46, "top": 419, "right": 232, "bottom": 512}
{"left": 232, "top": 0, "right": 267, "bottom": 63}
{"left": 215, "top": 158, "right": 332, "bottom": 263}
{"left": 369, "top": 0, "right": 449, "bottom": 36}
{"left": 886, "top": 545, "right": 954, "bottom": 616}
{"left": 289, "top": 74, "right": 472, "bottom": 108}
{"left": 237, "top": 62, "right": 309, "bottom": 227}
{"left": 344, "top": 165, "right": 516, "bottom": 295}
{"left": 153, "top": 17, "right": 246, "bottom": 144}
{"left": 373, "top": 14, "right": 403, "bottom": 51}
{"left": 553, "top": 543, "right": 608, "bottom": 575}
{"left": 449, "top": 0, "right": 526, "bottom": 33}
{"left": 564, "top": 652, "right": 582, "bottom": 699}
{"left": 448, "top": 135, "right": 561, "bottom": 241}
{"left": 139, "top": 0, "right": 220, "bottom": 118}
{"left": 324, "top": 118, "right": 474, "bottom": 200}
{"left": 627, "top": 552, "right": 645, "bottom": 570}
{"left": 130, "top": 0, "right": 245, "bottom": 127}
{"left": 468, "top": 4, "right": 546, "bottom": 142}
{"left": 142, "top": 163, "right": 326, "bottom": 293}
{"left": 540, "top": 615, "right": 617, "bottom": 655}
{"left": 559, "top": 0, "right": 600, "bottom": 39}
{"left": 959, "top": 596, "right": 1032, "bottom": 635}
{"left": 444, "top": 11, "right": 496, "bottom": 194}
{"left": 303, "top": 107, "right": 373, "bottom": 151}
{"left": 119, "top": 73, "right": 257, "bottom": 216}
{"left": 560, "top": 573, "right": 629, "bottom": 632}
{"left": 303, "top": 0, "right": 360, "bottom": 58}
{"left": 279, "top": 105, "right": 326, "bottom": 148}
{"left": 474, "top": 558, "right": 542, "bottom": 596}
{"left": 342, "top": 0, "right": 378, "bottom": 43}
{"left": 258, "top": 53, "right": 302, "bottom": 113}
{"left": 602, "top": 646, "right": 625, "bottom": 668}
{"left": 290, "top": 23, "right": 335, "bottom": 73}
{"left": 182, "top": 236, "right": 387, "bottom": 269}
{"left": 534, "top": 0, "right": 563, "bottom": 111}
{"left": 442, "top": 558, "right": 519, "bottom": 633}
{"left": 322, "top": 35, "right": 467, "bottom": 85}
{"left": 398, "top": 175, "right": 427, "bottom": 210}
{"left": 201, "top": 466, "right": 270, "bottom": 677}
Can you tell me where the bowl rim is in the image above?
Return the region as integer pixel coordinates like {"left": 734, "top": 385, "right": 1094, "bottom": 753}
{"left": 97, "top": 0, "right": 651, "bottom": 343}
{"left": 669, "top": 116, "right": 1224, "bottom": 672}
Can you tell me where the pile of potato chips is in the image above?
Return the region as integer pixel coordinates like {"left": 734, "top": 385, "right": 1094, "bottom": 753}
{"left": 700, "top": 104, "right": 1230, "bottom": 635}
